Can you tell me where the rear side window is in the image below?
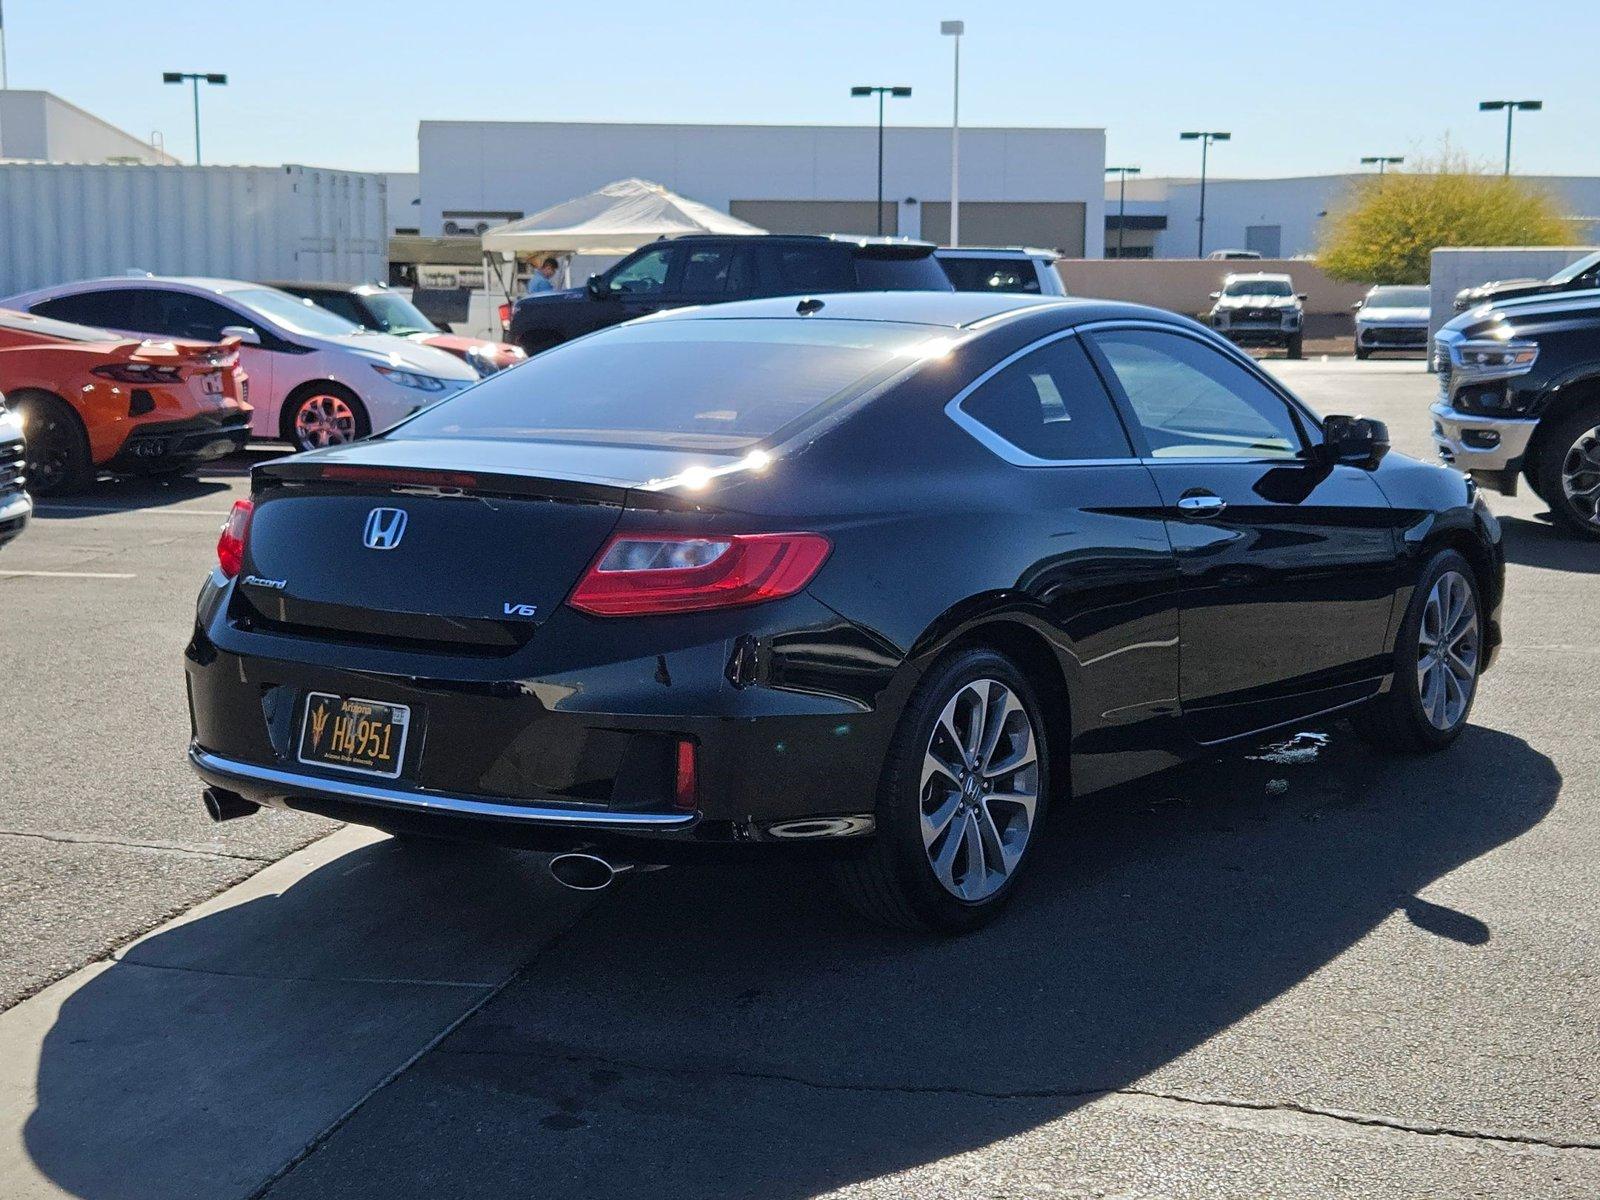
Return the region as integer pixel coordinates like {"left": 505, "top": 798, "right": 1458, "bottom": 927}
{"left": 957, "top": 335, "right": 1133, "bottom": 461}
{"left": 761, "top": 244, "right": 853, "bottom": 293}
{"left": 680, "top": 247, "right": 735, "bottom": 294}
{"left": 940, "top": 257, "right": 1041, "bottom": 293}
{"left": 391, "top": 318, "right": 944, "bottom": 451}
{"left": 32, "top": 289, "right": 151, "bottom": 330}
{"left": 855, "top": 253, "right": 953, "bottom": 292}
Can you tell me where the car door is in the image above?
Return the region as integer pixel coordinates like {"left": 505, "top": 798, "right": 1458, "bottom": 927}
{"left": 140, "top": 290, "right": 276, "bottom": 434}
{"left": 1084, "top": 323, "right": 1399, "bottom": 744}
{"left": 599, "top": 244, "right": 684, "bottom": 323}
{"left": 948, "top": 330, "right": 1184, "bottom": 792}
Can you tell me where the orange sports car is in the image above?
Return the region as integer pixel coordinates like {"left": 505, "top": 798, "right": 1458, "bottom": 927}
{"left": 0, "top": 308, "right": 251, "bottom": 494}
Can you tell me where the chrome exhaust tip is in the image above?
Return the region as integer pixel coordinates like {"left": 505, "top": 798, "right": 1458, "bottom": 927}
{"left": 548, "top": 852, "right": 626, "bottom": 891}
{"left": 202, "top": 786, "right": 259, "bottom": 822}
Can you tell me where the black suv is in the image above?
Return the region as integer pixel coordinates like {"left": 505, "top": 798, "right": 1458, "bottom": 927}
{"left": 1432, "top": 288, "right": 1600, "bottom": 537}
{"left": 508, "top": 235, "right": 952, "bottom": 353}
{"left": 1453, "top": 249, "right": 1600, "bottom": 312}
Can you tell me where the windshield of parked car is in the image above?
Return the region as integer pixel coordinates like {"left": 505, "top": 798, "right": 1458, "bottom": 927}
{"left": 229, "top": 288, "right": 363, "bottom": 336}
{"left": 1365, "top": 286, "right": 1429, "bottom": 308}
{"left": 359, "top": 292, "right": 440, "bottom": 336}
{"left": 389, "top": 318, "right": 943, "bottom": 451}
{"left": 1549, "top": 251, "right": 1600, "bottom": 285}
{"left": 1223, "top": 278, "right": 1293, "bottom": 297}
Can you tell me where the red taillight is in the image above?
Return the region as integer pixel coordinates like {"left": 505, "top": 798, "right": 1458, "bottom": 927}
{"left": 217, "top": 499, "right": 253, "bottom": 578}
{"left": 497, "top": 303, "right": 511, "bottom": 331}
{"left": 568, "top": 532, "right": 832, "bottom": 617}
{"left": 674, "top": 739, "right": 698, "bottom": 811}
{"left": 91, "top": 363, "right": 183, "bottom": 384}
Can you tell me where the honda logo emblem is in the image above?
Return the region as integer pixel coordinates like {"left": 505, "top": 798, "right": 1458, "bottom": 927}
{"left": 362, "top": 507, "right": 408, "bottom": 551}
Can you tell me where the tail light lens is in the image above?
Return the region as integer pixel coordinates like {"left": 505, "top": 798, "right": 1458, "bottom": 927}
{"left": 92, "top": 363, "right": 183, "bottom": 384}
{"left": 497, "top": 303, "right": 512, "bottom": 331}
{"left": 674, "top": 739, "right": 698, "bottom": 811}
{"left": 568, "top": 532, "right": 831, "bottom": 616}
{"left": 216, "top": 499, "right": 253, "bottom": 578}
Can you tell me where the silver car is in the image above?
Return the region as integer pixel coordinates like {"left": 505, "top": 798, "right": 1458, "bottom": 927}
{"left": 1354, "top": 285, "right": 1430, "bottom": 359}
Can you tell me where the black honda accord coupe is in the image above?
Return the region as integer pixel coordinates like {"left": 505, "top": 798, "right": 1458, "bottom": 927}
{"left": 186, "top": 292, "right": 1504, "bottom": 931}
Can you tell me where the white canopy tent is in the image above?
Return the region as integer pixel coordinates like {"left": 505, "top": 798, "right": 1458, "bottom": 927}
{"left": 480, "top": 177, "right": 766, "bottom": 255}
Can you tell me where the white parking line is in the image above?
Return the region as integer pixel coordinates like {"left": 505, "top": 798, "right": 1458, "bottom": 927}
{"left": 0, "top": 570, "right": 136, "bottom": 579}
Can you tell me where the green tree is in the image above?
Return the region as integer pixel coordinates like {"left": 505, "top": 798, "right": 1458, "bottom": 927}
{"left": 1318, "top": 153, "right": 1574, "bottom": 284}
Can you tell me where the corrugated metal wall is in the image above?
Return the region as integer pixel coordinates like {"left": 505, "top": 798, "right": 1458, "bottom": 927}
{"left": 0, "top": 164, "right": 386, "bottom": 296}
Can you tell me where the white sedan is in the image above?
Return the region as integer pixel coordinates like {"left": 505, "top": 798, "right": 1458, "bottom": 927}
{"left": 3, "top": 276, "right": 480, "bottom": 450}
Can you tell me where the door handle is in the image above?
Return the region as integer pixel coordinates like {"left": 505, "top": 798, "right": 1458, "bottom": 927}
{"left": 1176, "top": 493, "right": 1227, "bottom": 518}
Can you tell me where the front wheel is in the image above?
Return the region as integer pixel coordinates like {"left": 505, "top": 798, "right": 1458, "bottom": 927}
{"left": 1352, "top": 549, "right": 1482, "bottom": 753}
{"left": 1354, "top": 344, "right": 1371, "bottom": 361}
{"left": 285, "top": 386, "right": 370, "bottom": 452}
{"left": 1532, "top": 402, "right": 1600, "bottom": 539}
{"left": 1286, "top": 332, "right": 1304, "bottom": 359}
{"left": 832, "top": 648, "right": 1051, "bottom": 933}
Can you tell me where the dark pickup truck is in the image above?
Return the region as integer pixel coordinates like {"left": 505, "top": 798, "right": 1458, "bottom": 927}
{"left": 1453, "top": 249, "right": 1600, "bottom": 312}
{"left": 1432, "top": 287, "right": 1600, "bottom": 538}
{"left": 508, "top": 234, "right": 952, "bottom": 354}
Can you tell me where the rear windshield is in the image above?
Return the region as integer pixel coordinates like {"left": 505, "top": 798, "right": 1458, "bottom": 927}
{"left": 854, "top": 254, "right": 954, "bottom": 292}
{"left": 389, "top": 318, "right": 945, "bottom": 451}
{"left": 939, "top": 257, "right": 1041, "bottom": 293}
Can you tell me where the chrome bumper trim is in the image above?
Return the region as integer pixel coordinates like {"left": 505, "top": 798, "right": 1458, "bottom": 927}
{"left": 1429, "top": 402, "right": 1539, "bottom": 473}
{"left": 188, "top": 746, "right": 698, "bottom": 828}
{"left": 0, "top": 491, "right": 32, "bottom": 523}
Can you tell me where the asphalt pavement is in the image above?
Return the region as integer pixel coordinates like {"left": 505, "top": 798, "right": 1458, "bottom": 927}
{"left": 2, "top": 356, "right": 1597, "bottom": 1198}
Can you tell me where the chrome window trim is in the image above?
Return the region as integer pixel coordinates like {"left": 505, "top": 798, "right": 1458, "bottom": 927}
{"left": 942, "top": 327, "right": 1139, "bottom": 468}
{"left": 189, "top": 747, "right": 699, "bottom": 828}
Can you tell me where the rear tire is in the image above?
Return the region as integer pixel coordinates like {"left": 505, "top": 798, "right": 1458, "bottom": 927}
{"left": 1351, "top": 549, "right": 1482, "bottom": 753}
{"left": 1531, "top": 400, "right": 1600, "bottom": 539}
{"left": 14, "top": 392, "right": 95, "bottom": 495}
{"left": 832, "top": 648, "right": 1051, "bottom": 934}
{"left": 282, "top": 384, "right": 370, "bottom": 452}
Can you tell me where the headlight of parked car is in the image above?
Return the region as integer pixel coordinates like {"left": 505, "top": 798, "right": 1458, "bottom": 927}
{"left": 371, "top": 364, "right": 448, "bottom": 391}
{"left": 1451, "top": 339, "right": 1539, "bottom": 379}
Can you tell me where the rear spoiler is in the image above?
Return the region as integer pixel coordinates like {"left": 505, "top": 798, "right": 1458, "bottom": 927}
{"left": 117, "top": 337, "right": 240, "bottom": 368}
{"left": 252, "top": 457, "right": 634, "bottom": 507}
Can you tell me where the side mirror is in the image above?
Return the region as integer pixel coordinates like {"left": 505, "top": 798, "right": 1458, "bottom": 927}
{"left": 586, "top": 274, "right": 607, "bottom": 298}
{"left": 1320, "top": 414, "right": 1389, "bottom": 468}
{"left": 220, "top": 325, "right": 261, "bottom": 346}
{"left": 1352, "top": 300, "right": 1364, "bottom": 310}
{"left": 1296, "top": 293, "right": 1308, "bottom": 302}
{"left": 1208, "top": 291, "right": 1221, "bottom": 300}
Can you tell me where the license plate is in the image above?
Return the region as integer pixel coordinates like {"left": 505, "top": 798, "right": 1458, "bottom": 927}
{"left": 298, "top": 693, "right": 411, "bottom": 778}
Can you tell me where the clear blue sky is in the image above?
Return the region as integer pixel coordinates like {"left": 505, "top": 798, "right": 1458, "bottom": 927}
{"left": 3, "top": 0, "right": 1592, "bottom": 178}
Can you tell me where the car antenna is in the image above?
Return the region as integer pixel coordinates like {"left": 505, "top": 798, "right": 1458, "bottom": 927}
{"left": 796, "top": 297, "right": 825, "bottom": 315}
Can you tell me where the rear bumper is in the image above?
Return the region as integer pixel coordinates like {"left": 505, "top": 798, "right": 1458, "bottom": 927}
{"left": 107, "top": 411, "right": 251, "bottom": 473}
{"left": 184, "top": 582, "right": 905, "bottom": 861}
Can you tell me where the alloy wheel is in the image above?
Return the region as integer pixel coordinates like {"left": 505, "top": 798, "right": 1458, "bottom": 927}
{"left": 1559, "top": 424, "right": 1600, "bottom": 530}
{"left": 293, "top": 394, "right": 358, "bottom": 450}
{"left": 920, "top": 678, "right": 1040, "bottom": 902}
{"left": 22, "top": 410, "right": 70, "bottom": 492}
{"left": 1416, "top": 570, "right": 1479, "bottom": 731}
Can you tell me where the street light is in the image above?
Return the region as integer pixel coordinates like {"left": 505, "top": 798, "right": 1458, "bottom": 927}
{"left": 163, "top": 71, "right": 227, "bottom": 166}
{"left": 1105, "top": 166, "right": 1141, "bottom": 259}
{"left": 1479, "top": 100, "right": 1542, "bottom": 176}
{"left": 1180, "top": 131, "right": 1230, "bottom": 258}
{"left": 941, "top": 20, "right": 963, "bottom": 246}
{"left": 1360, "top": 155, "right": 1404, "bottom": 175}
{"left": 851, "top": 84, "right": 912, "bottom": 236}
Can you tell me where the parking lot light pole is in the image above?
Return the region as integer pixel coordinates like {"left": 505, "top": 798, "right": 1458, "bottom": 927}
{"left": 1361, "top": 155, "right": 1404, "bottom": 175}
{"left": 851, "top": 85, "right": 912, "bottom": 236}
{"left": 163, "top": 71, "right": 227, "bottom": 166}
{"left": 1479, "top": 100, "right": 1542, "bottom": 176}
{"left": 1180, "top": 131, "right": 1229, "bottom": 258}
{"left": 1105, "top": 166, "right": 1141, "bottom": 258}
{"left": 941, "top": 21, "right": 963, "bottom": 246}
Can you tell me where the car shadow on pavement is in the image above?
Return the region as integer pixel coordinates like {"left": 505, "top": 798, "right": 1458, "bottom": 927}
{"left": 31, "top": 473, "right": 236, "bottom": 517}
{"left": 23, "top": 724, "right": 1558, "bottom": 1199}
{"left": 1497, "top": 514, "right": 1600, "bottom": 574}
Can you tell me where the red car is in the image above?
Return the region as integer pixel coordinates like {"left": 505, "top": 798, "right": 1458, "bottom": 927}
{"left": 269, "top": 282, "right": 526, "bottom": 375}
{"left": 0, "top": 308, "right": 250, "bottom": 494}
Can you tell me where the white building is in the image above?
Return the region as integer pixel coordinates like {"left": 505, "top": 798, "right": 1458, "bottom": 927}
{"left": 418, "top": 120, "right": 1106, "bottom": 258}
{"left": 0, "top": 89, "right": 176, "bottom": 164}
{"left": 1106, "top": 173, "right": 1600, "bottom": 259}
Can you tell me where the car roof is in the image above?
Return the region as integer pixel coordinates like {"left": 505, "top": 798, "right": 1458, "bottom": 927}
{"left": 640, "top": 291, "right": 1179, "bottom": 331}
{"left": 1223, "top": 272, "right": 1293, "bottom": 283}
{"left": 263, "top": 281, "right": 387, "bottom": 296}
{"left": 934, "top": 246, "right": 1058, "bottom": 260}
{"left": 20, "top": 275, "right": 268, "bottom": 296}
